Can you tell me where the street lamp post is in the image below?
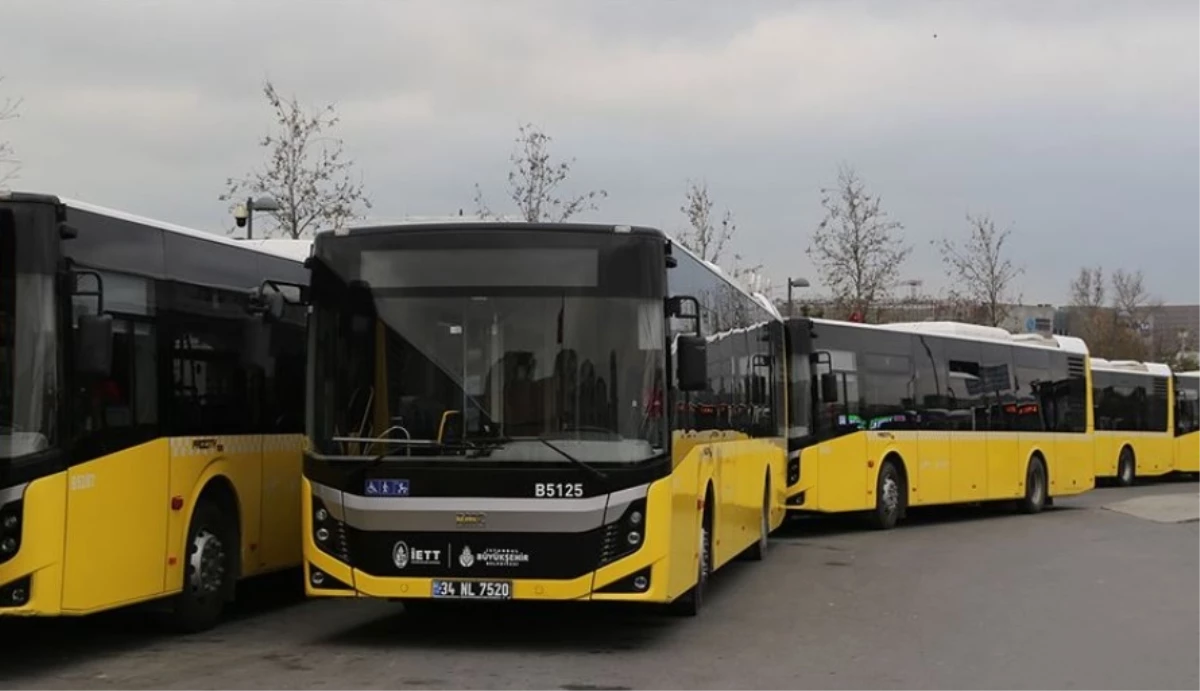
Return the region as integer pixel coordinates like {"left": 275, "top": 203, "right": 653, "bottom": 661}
{"left": 786, "top": 277, "right": 810, "bottom": 318}
{"left": 233, "top": 195, "right": 282, "bottom": 240}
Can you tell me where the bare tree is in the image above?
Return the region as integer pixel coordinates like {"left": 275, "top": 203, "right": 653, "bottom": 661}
{"left": 1111, "top": 269, "right": 1158, "bottom": 323}
{"left": 221, "top": 80, "right": 371, "bottom": 239}
{"left": 1069, "top": 266, "right": 1106, "bottom": 310}
{"left": 678, "top": 179, "right": 735, "bottom": 263}
{"left": 1068, "top": 266, "right": 1156, "bottom": 360}
{"left": 676, "top": 178, "right": 763, "bottom": 285}
{"left": 474, "top": 123, "right": 606, "bottom": 223}
{"left": 807, "top": 165, "right": 911, "bottom": 318}
{"left": 935, "top": 213, "right": 1024, "bottom": 327}
{"left": 0, "top": 76, "right": 22, "bottom": 187}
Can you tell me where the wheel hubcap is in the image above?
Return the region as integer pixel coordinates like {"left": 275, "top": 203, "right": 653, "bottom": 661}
{"left": 882, "top": 476, "right": 899, "bottom": 515}
{"left": 189, "top": 529, "right": 227, "bottom": 595}
{"left": 1031, "top": 469, "right": 1044, "bottom": 504}
{"left": 699, "top": 524, "right": 710, "bottom": 583}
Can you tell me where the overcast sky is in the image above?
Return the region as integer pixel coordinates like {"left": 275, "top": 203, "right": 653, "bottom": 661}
{"left": 2, "top": 0, "right": 1197, "bottom": 304}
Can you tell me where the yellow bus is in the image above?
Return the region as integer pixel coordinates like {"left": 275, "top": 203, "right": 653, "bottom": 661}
{"left": 0, "top": 192, "right": 310, "bottom": 631}
{"left": 1090, "top": 358, "right": 1175, "bottom": 486}
{"left": 295, "top": 221, "right": 786, "bottom": 614}
{"left": 782, "top": 318, "right": 1094, "bottom": 528}
{"left": 1173, "top": 370, "right": 1199, "bottom": 475}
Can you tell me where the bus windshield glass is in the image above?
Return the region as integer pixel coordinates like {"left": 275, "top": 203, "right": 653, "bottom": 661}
{"left": 310, "top": 237, "right": 668, "bottom": 465}
{"left": 0, "top": 210, "right": 58, "bottom": 460}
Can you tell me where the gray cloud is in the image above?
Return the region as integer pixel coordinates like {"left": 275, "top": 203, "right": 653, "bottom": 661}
{"left": 1, "top": 0, "right": 1196, "bottom": 303}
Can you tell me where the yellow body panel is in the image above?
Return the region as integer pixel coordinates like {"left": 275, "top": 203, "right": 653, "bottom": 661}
{"left": 259, "top": 435, "right": 306, "bottom": 572}
{"left": 61, "top": 440, "right": 171, "bottom": 612}
{"left": 1051, "top": 432, "right": 1095, "bottom": 495}
{"left": 0, "top": 474, "right": 68, "bottom": 616}
{"left": 1, "top": 434, "right": 305, "bottom": 619}
{"left": 790, "top": 429, "right": 1092, "bottom": 514}
{"left": 304, "top": 434, "right": 786, "bottom": 604}
{"left": 1093, "top": 431, "right": 1174, "bottom": 479}
{"left": 1175, "top": 433, "right": 1199, "bottom": 473}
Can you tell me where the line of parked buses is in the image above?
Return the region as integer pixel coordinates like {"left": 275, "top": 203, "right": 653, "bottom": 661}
{"left": 1, "top": 192, "right": 1196, "bottom": 631}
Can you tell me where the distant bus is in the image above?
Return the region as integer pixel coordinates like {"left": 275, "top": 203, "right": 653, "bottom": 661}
{"left": 295, "top": 221, "right": 786, "bottom": 614}
{"left": 0, "top": 192, "right": 309, "bottom": 631}
{"left": 782, "top": 318, "right": 1094, "bottom": 528}
{"left": 1174, "top": 370, "right": 1199, "bottom": 475}
{"left": 1090, "top": 358, "right": 1175, "bottom": 485}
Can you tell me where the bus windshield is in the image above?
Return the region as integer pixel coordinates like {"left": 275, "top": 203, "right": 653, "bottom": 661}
{"left": 0, "top": 211, "right": 58, "bottom": 460}
{"left": 311, "top": 288, "right": 668, "bottom": 464}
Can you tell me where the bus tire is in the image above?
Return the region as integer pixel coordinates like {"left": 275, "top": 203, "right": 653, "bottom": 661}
{"left": 167, "top": 499, "right": 237, "bottom": 633}
{"left": 743, "top": 476, "right": 771, "bottom": 561}
{"left": 1018, "top": 456, "right": 1048, "bottom": 514}
{"left": 1116, "top": 447, "right": 1135, "bottom": 487}
{"left": 671, "top": 489, "right": 713, "bottom": 617}
{"left": 869, "top": 460, "right": 904, "bottom": 530}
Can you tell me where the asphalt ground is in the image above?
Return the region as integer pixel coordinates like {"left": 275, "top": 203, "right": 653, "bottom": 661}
{"left": 1, "top": 478, "right": 1196, "bottom": 690}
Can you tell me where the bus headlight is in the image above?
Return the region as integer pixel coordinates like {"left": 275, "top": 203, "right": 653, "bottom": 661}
{"left": 599, "top": 497, "right": 648, "bottom": 566}
{"left": 311, "top": 496, "right": 349, "bottom": 562}
{"left": 0, "top": 500, "right": 21, "bottom": 565}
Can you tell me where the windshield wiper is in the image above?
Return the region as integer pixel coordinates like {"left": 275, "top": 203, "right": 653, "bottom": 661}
{"left": 472, "top": 435, "right": 608, "bottom": 480}
{"left": 331, "top": 434, "right": 488, "bottom": 466}
{"left": 534, "top": 437, "right": 608, "bottom": 480}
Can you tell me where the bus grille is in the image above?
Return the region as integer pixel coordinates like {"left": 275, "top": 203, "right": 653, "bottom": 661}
{"left": 1068, "top": 356, "right": 1085, "bottom": 378}
{"left": 333, "top": 521, "right": 352, "bottom": 563}
{"left": 598, "top": 522, "right": 623, "bottom": 565}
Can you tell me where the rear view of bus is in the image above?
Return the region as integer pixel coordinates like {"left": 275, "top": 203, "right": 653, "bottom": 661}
{"left": 1174, "top": 371, "right": 1199, "bottom": 475}
{"left": 301, "top": 222, "right": 786, "bottom": 612}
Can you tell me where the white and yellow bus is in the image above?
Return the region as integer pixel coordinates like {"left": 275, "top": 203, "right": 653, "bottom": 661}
{"left": 0, "top": 192, "right": 309, "bottom": 631}
{"left": 1090, "top": 358, "right": 1175, "bottom": 485}
{"left": 782, "top": 318, "right": 1094, "bottom": 528}
{"left": 296, "top": 221, "right": 786, "bottom": 614}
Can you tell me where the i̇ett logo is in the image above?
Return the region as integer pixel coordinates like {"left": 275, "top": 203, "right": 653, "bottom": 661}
{"left": 392, "top": 541, "right": 410, "bottom": 569}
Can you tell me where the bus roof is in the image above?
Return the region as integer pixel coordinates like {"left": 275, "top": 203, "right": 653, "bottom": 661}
{"left": 1090, "top": 358, "right": 1174, "bottom": 377}
{"left": 805, "top": 317, "right": 1091, "bottom": 356}
{"left": 322, "top": 220, "right": 667, "bottom": 240}
{"left": 61, "top": 197, "right": 311, "bottom": 264}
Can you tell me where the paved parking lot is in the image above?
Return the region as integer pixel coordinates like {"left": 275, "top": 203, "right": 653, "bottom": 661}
{"left": 1, "top": 481, "right": 1196, "bottom": 690}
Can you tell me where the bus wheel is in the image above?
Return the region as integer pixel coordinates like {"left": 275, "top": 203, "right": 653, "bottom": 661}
{"left": 869, "top": 461, "right": 903, "bottom": 530}
{"left": 743, "top": 478, "right": 771, "bottom": 561}
{"left": 1019, "top": 457, "right": 1048, "bottom": 514}
{"left": 1116, "top": 448, "right": 1135, "bottom": 487}
{"left": 168, "top": 500, "right": 237, "bottom": 633}
{"left": 671, "top": 501, "right": 712, "bottom": 616}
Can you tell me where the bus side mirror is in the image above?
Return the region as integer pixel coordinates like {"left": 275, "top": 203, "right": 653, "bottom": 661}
{"left": 248, "top": 289, "right": 286, "bottom": 322}
{"left": 677, "top": 334, "right": 708, "bottom": 392}
{"left": 820, "top": 372, "right": 839, "bottom": 403}
{"left": 76, "top": 314, "right": 114, "bottom": 377}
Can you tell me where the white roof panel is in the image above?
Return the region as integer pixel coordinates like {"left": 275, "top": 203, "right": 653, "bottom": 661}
{"left": 62, "top": 197, "right": 309, "bottom": 264}
{"left": 811, "top": 318, "right": 1090, "bottom": 355}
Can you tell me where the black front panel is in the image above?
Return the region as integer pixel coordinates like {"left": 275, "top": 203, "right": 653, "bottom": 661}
{"left": 313, "top": 226, "right": 665, "bottom": 299}
{"left": 346, "top": 525, "right": 614, "bottom": 580}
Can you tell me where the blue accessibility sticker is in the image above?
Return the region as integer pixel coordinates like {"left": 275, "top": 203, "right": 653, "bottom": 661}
{"left": 365, "top": 478, "right": 410, "bottom": 497}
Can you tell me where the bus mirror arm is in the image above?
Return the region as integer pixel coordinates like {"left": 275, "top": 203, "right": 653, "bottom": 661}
{"left": 665, "top": 295, "right": 702, "bottom": 335}
{"left": 247, "top": 279, "right": 310, "bottom": 322}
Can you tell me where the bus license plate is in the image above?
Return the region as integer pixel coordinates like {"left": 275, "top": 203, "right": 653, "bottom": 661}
{"left": 431, "top": 579, "right": 512, "bottom": 600}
